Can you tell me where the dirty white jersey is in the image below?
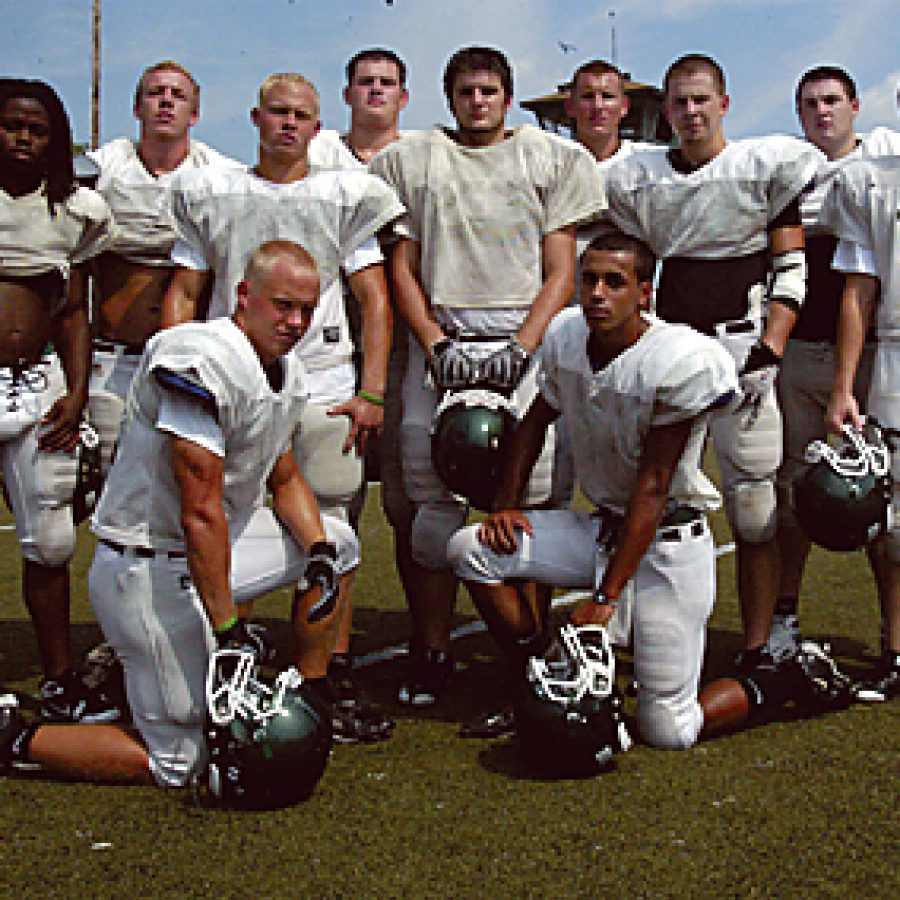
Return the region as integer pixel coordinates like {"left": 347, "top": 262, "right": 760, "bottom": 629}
{"left": 370, "top": 124, "right": 605, "bottom": 336}
{"left": 0, "top": 184, "right": 112, "bottom": 283}
{"left": 307, "top": 129, "right": 365, "bottom": 173}
{"left": 88, "top": 137, "right": 239, "bottom": 265}
{"left": 538, "top": 309, "right": 739, "bottom": 514}
{"left": 169, "top": 166, "right": 403, "bottom": 392}
{"left": 821, "top": 152, "right": 900, "bottom": 339}
{"left": 92, "top": 317, "right": 308, "bottom": 551}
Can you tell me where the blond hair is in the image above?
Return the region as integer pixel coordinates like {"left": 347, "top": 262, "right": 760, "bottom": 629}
{"left": 257, "top": 73, "right": 320, "bottom": 113}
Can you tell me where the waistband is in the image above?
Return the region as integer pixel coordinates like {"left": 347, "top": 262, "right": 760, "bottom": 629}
{"left": 93, "top": 339, "right": 144, "bottom": 356}
{"left": 99, "top": 538, "right": 186, "bottom": 560}
{"left": 706, "top": 317, "right": 760, "bottom": 340}
{"left": 594, "top": 505, "right": 705, "bottom": 549}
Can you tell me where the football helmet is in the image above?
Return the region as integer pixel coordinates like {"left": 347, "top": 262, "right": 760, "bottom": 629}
{"left": 204, "top": 650, "right": 332, "bottom": 809}
{"left": 431, "top": 388, "right": 518, "bottom": 512}
{"left": 793, "top": 422, "right": 892, "bottom": 552}
{"left": 514, "top": 624, "right": 631, "bottom": 775}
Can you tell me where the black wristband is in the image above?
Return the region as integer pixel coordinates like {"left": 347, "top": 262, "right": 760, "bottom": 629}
{"left": 309, "top": 540, "right": 337, "bottom": 560}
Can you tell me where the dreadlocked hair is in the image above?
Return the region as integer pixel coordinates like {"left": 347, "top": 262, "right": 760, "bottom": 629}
{"left": 0, "top": 78, "right": 76, "bottom": 215}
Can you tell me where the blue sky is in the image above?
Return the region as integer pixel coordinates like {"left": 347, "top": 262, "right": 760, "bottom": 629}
{"left": 6, "top": 0, "right": 898, "bottom": 162}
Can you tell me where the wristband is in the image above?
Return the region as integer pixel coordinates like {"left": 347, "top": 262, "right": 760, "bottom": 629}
{"left": 358, "top": 390, "right": 385, "bottom": 407}
{"left": 308, "top": 540, "right": 338, "bottom": 560}
{"left": 213, "top": 614, "right": 239, "bottom": 635}
{"left": 593, "top": 590, "right": 617, "bottom": 607}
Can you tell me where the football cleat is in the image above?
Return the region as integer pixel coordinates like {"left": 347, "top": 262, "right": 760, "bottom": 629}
{"left": 792, "top": 640, "right": 854, "bottom": 713}
{"left": 854, "top": 652, "right": 900, "bottom": 703}
{"left": 205, "top": 650, "right": 332, "bottom": 809}
{"left": 325, "top": 655, "right": 394, "bottom": 743}
{"left": 514, "top": 624, "right": 631, "bottom": 775}
{"left": 40, "top": 668, "right": 122, "bottom": 724}
{"left": 459, "top": 706, "right": 516, "bottom": 740}
{"left": 793, "top": 422, "right": 892, "bottom": 552}
{"left": 397, "top": 648, "right": 455, "bottom": 707}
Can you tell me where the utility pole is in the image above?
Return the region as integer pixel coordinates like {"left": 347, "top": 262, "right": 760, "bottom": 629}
{"left": 609, "top": 9, "right": 617, "bottom": 67}
{"left": 91, "top": 0, "right": 100, "bottom": 148}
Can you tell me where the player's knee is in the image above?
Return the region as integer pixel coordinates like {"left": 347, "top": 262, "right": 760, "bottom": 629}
{"left": 446, "top": 524, "right": 495, "bottom": 583}
{"left": 411, "top": 503, "right": 466, "bottom": 570}
{"left": 637, "top": 696, "right": 703, "bottom": 750}
{"left": 20, "top": 508, "right": 75, "bottom": 567}
{"left": 726, "top": 479, "right": 776, "bottom": 543}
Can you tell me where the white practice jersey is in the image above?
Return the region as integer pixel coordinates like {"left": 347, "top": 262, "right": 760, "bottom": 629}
{"left": 821, "top": 154, "right": 900, "bottom": 339}
{"left": 93, "top": 317, "right": 308, "bottom": 551}
{"left": 308, "top": 129, "right": 366, "bottom": 173}
{"left": 370, "top": 124, "right": 605, "bottom": 335}
{"left": 538, "top": 309, "right": 739, "bottom": 514}
{"left": 170, "top": 166, "right": 403, "bottom": 375}
{"left": 0, "top": 184, "right": 112, "bottom": 283}
{"left": 605, "top": 136, "right": 819, "bottom": 259}
{"left": 89, "top": 137, "right": 239, "bottom": 265}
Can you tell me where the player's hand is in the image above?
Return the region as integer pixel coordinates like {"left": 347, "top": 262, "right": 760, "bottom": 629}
{"left": 39, "top": 392, "right": 84, "bottom": 453}
{"left": 736, "top": 340, "right": 781, "bottom": 425}
{"left": 214, "top": 619, "right": 275, "bottom": 664}
{"left": 477, "top": 509, "right": 533, "bottom": 555}
{"left": 479, "top": 339, "right": 530, "bottom": 393}
{"left": 825, "top": 389, "right": 863, "bottom": 436}
{"left": 570, "top": 600, "right": 616, "bottom": 628}
{"left": 428, "top": 338, "right": 476, "bottom": 391}
{"left": 301, "top": 541, "right": 340, "bottom": 624}
{"left": 327, "top": 394, "right": 384, "bottom": 454}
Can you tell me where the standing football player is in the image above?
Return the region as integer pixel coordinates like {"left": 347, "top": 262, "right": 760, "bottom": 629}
{"left": 773, "top": 66, "right": 900, "bottom": 662}
{"left": 823, "top": 98, "right": 900, "bottom": 701}
{"left": 308, "top": 49, "right": 415, "bottom": 728}
{"left": 604, "top": 54, "right": 820, "bottom": 683}
{"left": 0, "top": 79, "right": 116, "bottom": 722}
{"left": 0, "top": 241, "right": 359, "bottom": 786}
{"left": 370, "top": 46, "right": 603, "bottom": 711}
{"left": 449, "top": 232, "right": 800, "bottom": 748}
{"left": 88, "top": 60, "right": 237, "bottom": 477}
{"left": 162, "top": 72, "right": 403, "bottom": 743}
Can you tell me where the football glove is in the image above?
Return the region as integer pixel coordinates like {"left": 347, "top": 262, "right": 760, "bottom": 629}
{"left": 737, "top": 340, "right": 781, "bottom": 424}
{"left": 428, "top": 338, "right": 477, "bottom": 391}
{"left": 793, "top": 640, "right": 854, "bottom": 713}
{"left": 215, "top": 619, "right": 275, "bottom": 664}
{"left": 303, "top": 541, "right": 340, "bottom": 624}
{"left": 479, "top": 339, "right": 531, "bottom": 393}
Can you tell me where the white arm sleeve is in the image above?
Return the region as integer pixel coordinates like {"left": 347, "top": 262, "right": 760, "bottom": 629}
{"left": 156, "top": 390, "right": 226, "bottom": 457}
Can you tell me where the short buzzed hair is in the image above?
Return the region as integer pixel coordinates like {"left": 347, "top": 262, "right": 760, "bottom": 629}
{"left": 664, "top": 54, "right": 726, "bottom": 96}
{"left": 570, "top": 59, "right": 625, "bottom": 94}
{"left": 584, "top": 230, "right": 657, "bottom": 284}
{"left": 795, "top": 65, "right": 857, "bottom": 113}
{"left": 134, "top": 60, "right": 200, "bottom": 113}
{"left": 443, "top": 46, "right": 513, "bottom": 105}
{"left": 257, "top": 73, "right": 320, "bottom": 113}
{"left": 244, "top": 240, "right": 318, "bottom": 289}
{"left": 346, "top": 48, "right": 407, "bottom": 87}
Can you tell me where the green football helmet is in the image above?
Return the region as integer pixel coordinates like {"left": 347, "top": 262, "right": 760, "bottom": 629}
{"left": 205, "top": 650, "right": 332, "bottom": 809}
{"left": 793, "top": 423, "right": 892, "bottom": 552}
{"left": 431, "top": 388, "right": 518, "bottom": 512}
{"left": 514, "top": 625, "right": 631, "bottom": 776}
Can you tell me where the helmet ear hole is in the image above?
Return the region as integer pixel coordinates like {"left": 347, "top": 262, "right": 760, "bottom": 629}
{"left": 431, "top": 388, "right": 519, "bottom": 512}
{"left": 793, "top": 425, "right": 892, "bottom": 552}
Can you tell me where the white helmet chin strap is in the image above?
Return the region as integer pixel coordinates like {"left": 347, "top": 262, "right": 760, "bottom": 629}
{"left": 804, "top": 422, "right": 890, "bottom": 479}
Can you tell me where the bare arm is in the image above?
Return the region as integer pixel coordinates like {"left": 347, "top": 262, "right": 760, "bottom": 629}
{"left": 171, "top": 436, "right": 234, "bottom": 630}
{"left": 42, "top": 265, "right": 90, "bottom": 452}
{"left": 477, "top": 396, "right": 559, "bottom": 554}
{"left": 267, "top": 450, "right": 329, "bottom": 551}
{"left": 571, "top": 416, "right": 695, "bottom": 626}
{"left": 826, "top": 273, "right": 879, "bottom": 434}
{"left": 161, "top": 267, "right": 211, "bottom": 329}
{"left": 327, "top": 263, "right": 392, "bottom": 454}
{"left": 389, "top": 237, "right": 444, "bottom": 352}
{"left": 514, "top": 226, "right": 577, "bottom": 353}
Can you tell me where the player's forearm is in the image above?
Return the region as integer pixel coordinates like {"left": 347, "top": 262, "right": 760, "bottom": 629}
{"left": 833, "top": 275, "right": 878, "bottom": 394}
{"left": 761, "top": 300, "right": 797, "bottom": 357}
{"left": 182, "top": 502, "right": 235, "bottom": 630}
{"left": 390, "top": 240, "right": 444, "bottom": 351}
{"left": 161, "top": 268, "right": 205, "bottom": 328}
{"left": 269, "top": 455, "right": 329, "bottom": 551}
{"left": 349, "top": 264, "right": 392, "bottom": 396}
{"left": 53, "top": 268, "right": 90, "bottom": 405}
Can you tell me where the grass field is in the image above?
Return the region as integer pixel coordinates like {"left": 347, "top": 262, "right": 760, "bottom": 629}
{"left": 1, "top": 491, "right": 897, "bottom": 898}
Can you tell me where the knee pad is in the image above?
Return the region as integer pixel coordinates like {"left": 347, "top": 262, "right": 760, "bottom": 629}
{"left": 636, "top": 695, "right": 702, "bottom": 750}
{"left": 148, "top": 736, "right": 207, "bottom": 789}
{"left": 411, "top": 502, "right": 467, "bottom": 570}
{"left": 20, "top": 452, "right": 77, "bottom": 566}
{"left": 726, "top": 479, "right": 776, "bottom": 543}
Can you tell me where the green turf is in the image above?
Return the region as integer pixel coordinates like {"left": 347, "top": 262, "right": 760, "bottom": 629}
{"left": 1, "top": 492, "right": 897, "bottom": 898}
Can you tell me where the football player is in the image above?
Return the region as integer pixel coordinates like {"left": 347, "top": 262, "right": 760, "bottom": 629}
{"left": 369, "top": 46, "right": 604, "bottom": 709}
{"left": 87, "top": 60, "right": 238, "bottom": 477}
{"left": 0, "top": 242, "right": 359, "bottom": 786}
{"left": 773, "top": 67, "right": 900, "bottom": 663}
{"left": 604, "top": 54, "right": 820, "bottom": 682}
{"left": 0, "top": 79, "right": 116, "bottom": 722}
{"left": 823, "top": 99, "right": 900, "bottom": 701}
{"left": 449, "top": 232, "right": 817, "bottom": 748}
{"left": 162, "top": 72, "right": 403, "bottom": 742}
{"left": 307, "top": 49, "right": 411, "bottom": 736}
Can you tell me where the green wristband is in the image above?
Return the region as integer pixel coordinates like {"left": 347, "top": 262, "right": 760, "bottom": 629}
{"left": 358, "top": 390, "right": 385, "bottom": 407}
{"left": 213, "top": 615, "right": 239, "bottom": 635}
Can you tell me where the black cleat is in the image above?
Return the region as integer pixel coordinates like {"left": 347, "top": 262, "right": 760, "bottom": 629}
{"left": 39, "top": 668, "right": 122, "bottom": 723}
{"left": 459, "top": 706, "right": 515, "bottom": 739}
{"left": 396, "top": 648, "right": 454, "bottom": 707}
{"left": 327, "top": 655, "right": 394, "bottom": 743}
{"left": 854, "top": 652, "right": 900, "bottom": 703}
{"left": 792, "top": 640, "right": 854, "bottom": 712}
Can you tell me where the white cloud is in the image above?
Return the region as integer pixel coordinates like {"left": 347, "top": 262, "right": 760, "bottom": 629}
{"left": 857, "top": 70, "right": 900, "bottom": 131}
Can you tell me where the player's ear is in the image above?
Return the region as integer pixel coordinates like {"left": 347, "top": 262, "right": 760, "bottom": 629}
{"left": 399, "top": 87, "right": 409, "bottom": 111}
{"left": 250, "top": 106, "right": 260, "bottom": 127}
{"left": 236, "top": 279, "right": 250, "bottom": 311}
{"left": 342, "top": 85, "right": 352, "bottom": 107}
{"left": 720, "top": 92, "right": 730, "bottom": 115}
